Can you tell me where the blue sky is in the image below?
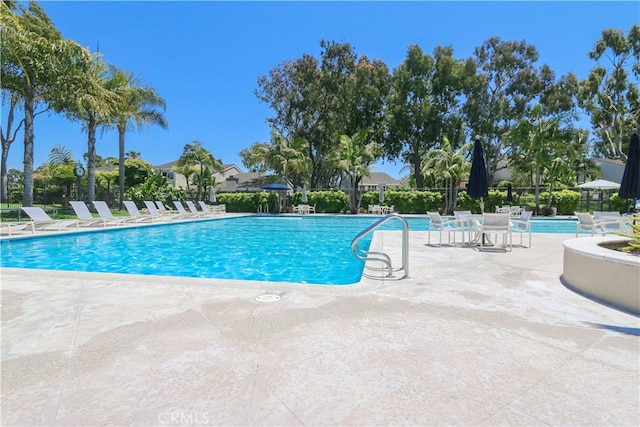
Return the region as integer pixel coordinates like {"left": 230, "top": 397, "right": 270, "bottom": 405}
{"left": 4, "top": 1, "right": 639, "bottom": 179}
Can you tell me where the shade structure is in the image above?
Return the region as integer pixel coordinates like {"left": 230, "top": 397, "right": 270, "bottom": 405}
{"left": 301, "top": 185, "right": 308, "bottom": 203}
{"left": 619, "top": 131, "right": 640, "bottom": 200}
{"left": 506, "top": 183, "right": 513, "bottom": 202}
{"left": 379, "top": 185, "right": 385, "bottom": 203}
{"left": 467, "top": 137, "right": 489, "bottom": 211}
{"left": 575, "top": 179, "right": 620, "bottom": 190}
{"left": 576, "top": 179, "right": 620, "bottom": 211}
{"left": 209, "top": 187, "right": 216, "bottom": 203}
{"left": 261, "top": 182, "right": 290, "bottom": 213}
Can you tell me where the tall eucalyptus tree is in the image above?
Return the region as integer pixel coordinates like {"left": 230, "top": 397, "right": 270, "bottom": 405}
{"left": 579, "top": 25, "right": 640, "bottom": 160}
{"left": 256, "top": 40, "right": 390, "bottom": 189}
{"left": 464, "top": 37, "right": 546, "bottom": 182}
{"left": 387, "top": 44, "right": 473, "bottom": 188}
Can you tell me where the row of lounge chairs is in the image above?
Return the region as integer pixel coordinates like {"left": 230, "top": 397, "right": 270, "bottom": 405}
{"left": 0, "top": 200, "right": 226, "bottom": 236}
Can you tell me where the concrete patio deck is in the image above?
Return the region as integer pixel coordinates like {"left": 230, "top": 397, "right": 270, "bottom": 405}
{"left": 1, "top": 227, "right": 639, "bottom": 426}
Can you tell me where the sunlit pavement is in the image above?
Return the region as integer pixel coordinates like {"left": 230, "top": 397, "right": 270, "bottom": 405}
{"left": 1, "top": 226, "right": 639, "bottom": 426}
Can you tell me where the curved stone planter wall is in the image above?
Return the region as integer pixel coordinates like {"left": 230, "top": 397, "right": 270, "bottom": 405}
{"left": 563, "top": 236, "right": 640, "bottom": 316}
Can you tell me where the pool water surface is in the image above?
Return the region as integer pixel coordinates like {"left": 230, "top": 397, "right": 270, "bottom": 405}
{"left": 0, "top": 215, "right": 578, "bottom": 285}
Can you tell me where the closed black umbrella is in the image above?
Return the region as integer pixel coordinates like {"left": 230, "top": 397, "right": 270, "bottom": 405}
{"left": 468, "top": 137, "right": 489, "bottom": 212}
{"left": 619, "top": 131, "right": 640, "bottom": 201}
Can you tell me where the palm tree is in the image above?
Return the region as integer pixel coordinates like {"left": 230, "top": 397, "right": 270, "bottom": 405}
{"left": 422, "top": 137, "right": 471, "bottom": 214}
{"left": 104, "top": 66, "right": 167, "bottom": 209}
{"left": 264, "top": 128, "right": 310, "bottom": 187}
{"left": 65, "top": 58, "right": 119, "bottom": 203}
{"left": 126, "top": 150, "right": 141, "bottom": 159}
{"left": 331, "top": 128, "right": 380, "bottom": 214}
{"left": 177, "top": 141, "right": 222, "bottom": 200}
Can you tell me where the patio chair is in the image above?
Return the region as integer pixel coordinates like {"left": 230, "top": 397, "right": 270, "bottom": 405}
{"left": 574, "top": 212, "right": 627, "bottom": 237}
{"left": 474, "top": 213, "right": 512, "bottom": 251}
{"left": 427, "top": 212, "right": 466, "bottom": 246}
{"left": 70, "top": 201, "right": 116, "bottom": 227}
{"left": 21, "top": 207, "right": 78, "bottom": 232}
{"left": 453, "top": 210, "right": 475, "bottom": 242}
{"left": 124, "top": 201, "right": 160, "bottom": 223}
{"left": 368, "top": 205, "right": 382, "bottom": 214}
{"left": 511, "top": 210, "right": 533, "bottom": 247}
{"left": 92, "top": 201, "right": 131, "bottom": 225}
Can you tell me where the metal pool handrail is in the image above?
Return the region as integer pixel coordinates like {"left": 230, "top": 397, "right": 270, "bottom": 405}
{"left": 351, "top": 213, "right": 409, "bottom": 279}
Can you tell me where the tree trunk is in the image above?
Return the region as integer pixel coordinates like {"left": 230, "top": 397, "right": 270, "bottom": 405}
{"left": 22, "top": 88, "right": 35, "bottom": 207}
{"left": 118, "top": 125, "right": 125, "bottom": 210}
{"left": 1, "top": 102, "right": 17, "bottom": 204}
{"left": 86, "top": 115, "right": 97, "bottom": 202}
{"left": 412, "top": 154, "right": 424, "bottom": 189}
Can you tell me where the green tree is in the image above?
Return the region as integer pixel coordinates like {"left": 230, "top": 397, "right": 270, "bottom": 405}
{"left": 123, "top": 158, "right": 153, "bottom": 188}
{"left": 330, "top": 128, "right": 380, "bottom": 213}
{"left": 104, "top": 66, "right": 167, "bottom": 209}
{"left": 387, "top": 44, "right": 473, "bottom": 188}
{"left": 243, "top": 128, "right": 310, "bottom": 188}
{"left": 177, "top": 141, "right": 222, "bottom": 200}
{"left": 578, "top": 25, "right": 640, "bottom": 159}
{"left": 44, "top": 145, "right": 76, "bottom": 203}
{"left": 464, "top": 37, "right": 547, "bottom": 181}
{"left": 422, "top": 137, "right": 471, "bottom": 214}
{"left": 507, "top": 104, "right": 582, "bottom": 213}
{"left": 256, "top": 40, "right": 390, "bottom": 189}
{"left": 1, "top": 0, "right": 96, "bottom": 206}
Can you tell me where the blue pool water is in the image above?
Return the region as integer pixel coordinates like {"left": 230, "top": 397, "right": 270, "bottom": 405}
{"left": 0, "top": 215, "right": 578, "bottom": 285}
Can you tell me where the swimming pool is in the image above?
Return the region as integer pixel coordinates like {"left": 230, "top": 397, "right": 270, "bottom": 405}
{"left": 0, "top": 215, "right": 578, "bottom": 285}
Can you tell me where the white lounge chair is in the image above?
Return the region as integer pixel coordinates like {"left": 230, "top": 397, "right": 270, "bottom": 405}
{"left": 143, "top": 200, "right": 178, "bottom": 221}
{"left": 124, "top": 201, "right": 160, "bottom": 223}
{"left": 92, "top": 201, "right": 130, "bottom": 225}
{"left": 0, "top": 220, "right": 35, "bottom": 236}
{"left": 427, "top": 212, "right": 466, "bottom": 246}
{"left": 575, "top": 212, "right": 627, "bottom": 237}
{"left": 185, "top": 200, "right": 209, "bottom": 217}
{"left": 173, "top": 201, "right": 201, "bottom": 218}
{"left": 512, "top": 210, "right": 532, "bottom": 247}
{"left": 70, "top": 201, "right": 116, "bottom": 227}
{"left": 155, "top": 201, "right": 170, "bottom": 214}
{"left": 198, "top": 201, "right": 226, "bottom": 215}
{"left": 21, "top": 207, "right": 78, "bottom": 232}
{"left": 474, "top": 213, "right": 512, "bottom": 251}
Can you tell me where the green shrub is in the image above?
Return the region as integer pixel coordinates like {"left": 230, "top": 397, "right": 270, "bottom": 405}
{"left": 610, "top": 193, "right": 633, "bottom": 213}
{"left": 361, "top": 190, "right": 442, "bottom": 213}
{"left": 217, "top": 192, "right": 274, "bottom": 212}
{"left": 309, "top": 190, "right": 348, "bottom": 213}
{"left": 540, "top": 189, "right": 580, "bottom": 215}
